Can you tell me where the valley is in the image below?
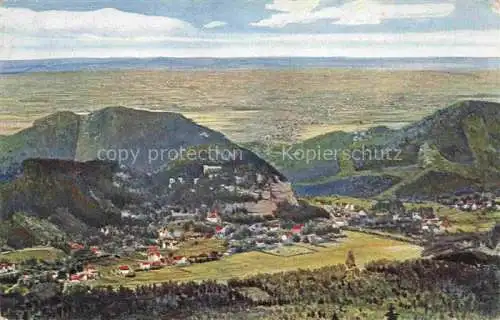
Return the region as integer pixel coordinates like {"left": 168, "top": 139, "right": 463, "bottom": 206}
{"left": 0, "top": 70, "right": 499, "bottom": 320}
{"left": 1, "top": 69, "right": 500, "bottom": 143}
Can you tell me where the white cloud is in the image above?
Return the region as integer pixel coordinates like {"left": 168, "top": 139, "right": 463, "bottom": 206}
{"left": 2, "top": 30, "right": 499, "bottom": 60}
{"left": 251, "top": 0, "right": 455, "bottom": 28}
{"left": 266, "top": 0, "right": 321, "bottom": 13}
{"left": 203, "top": 21, "right": 228, "bottom": 29}
{"left": 0, "top": 7, "right": 197, "bottom": 37}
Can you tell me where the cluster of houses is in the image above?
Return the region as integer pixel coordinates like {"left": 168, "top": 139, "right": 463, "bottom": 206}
{"left": 98, "top": 217, "right": 345, "bottom": 279}
{"left": 0, "top": 263, "right": 17, "bottom": 275}
{"left": 439, "top": 194, "right": 500, "bottom": 212}
{"left": 0, "top": 256, "right": 101, "bottom": 287}
{"left": 177, "top": 219, "right": 338, "bottom": 253}
{"left": 69, "top": 265, "right": 99, "bottom": 282}
{"left": 115, "top": 245, "right": 221, "bottom": 277}
{"left": 323, "top": 201, "right": 450, "bottom": 238}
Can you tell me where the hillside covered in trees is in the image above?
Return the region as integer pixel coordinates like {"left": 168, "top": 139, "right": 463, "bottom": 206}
{"left": 1, "top": 258, "right": 498, "bottom": 319}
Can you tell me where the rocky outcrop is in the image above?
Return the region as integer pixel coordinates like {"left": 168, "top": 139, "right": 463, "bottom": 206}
{"left": 0, "top": 159, "right": 123, "bottom": 227}
{"left": 270, "top": 175, "right": 298, "bottom": 206}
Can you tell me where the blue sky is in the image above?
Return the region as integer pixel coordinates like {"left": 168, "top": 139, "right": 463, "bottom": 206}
{"left": 1, "top": 0, "right": 500, "bottom": 59}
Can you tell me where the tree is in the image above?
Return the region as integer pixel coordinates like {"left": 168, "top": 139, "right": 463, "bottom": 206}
{"left": 385, "top": 304, "right": 399, "bottom": 320}
{"left": 441, "top": 216, "right": 451, "bottom": 229}
{"left": 331, "top": 311, "right": 340, "bottom": 320}
{"left": 182, "top": 221, "right": 193, "bottom": 232}
{"left": 345, "top": 250, "right": 356, "bottom": 268}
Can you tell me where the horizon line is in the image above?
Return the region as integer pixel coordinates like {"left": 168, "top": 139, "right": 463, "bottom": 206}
{"left": 2, "top": 56, "right": 500, "bottom": 63}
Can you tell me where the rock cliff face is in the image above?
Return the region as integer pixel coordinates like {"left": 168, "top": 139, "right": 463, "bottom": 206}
{"left": 270, "top": 176, "right": 298, "bottom": 206}
{"left": 0, "top": 159, "right": 123, "bottom": 226}
{"left": 238, "top": 177, "right": 298, "bottom": 216}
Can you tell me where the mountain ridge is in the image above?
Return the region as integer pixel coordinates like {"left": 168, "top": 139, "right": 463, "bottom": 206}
{"left": 264, "top": 100, "right": 500, "bottom": 199}
{"left": 0, "top": 106, "right": 286, "bottom": 179}
{"left": 0, "top": 107, "right": 301, "bottom": 247}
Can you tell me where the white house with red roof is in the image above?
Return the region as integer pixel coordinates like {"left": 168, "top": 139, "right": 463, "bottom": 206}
{"left": 139, "top": 262, "right": 151, "bottom": 271}
{"left": 147, "top": 246, "right": 162, "bottom": 262}
{"left": 215, "top": 225, "right": 228, "bottom": 239}
{"left": 118, "top": 265, "right": 132, "bottom": 276}
{"left": 90, "top": 246, "right": 102, "bottom": 256}
{"left": 148, "top": 251, "right": 162, "bottom": 262}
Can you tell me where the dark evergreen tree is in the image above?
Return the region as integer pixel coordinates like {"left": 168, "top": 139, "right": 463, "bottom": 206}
{"left": 345, "top": 250, "right": 356, "bottom": 268}
{"left": 385, "top": 304, "right": 399, "bottom": 320}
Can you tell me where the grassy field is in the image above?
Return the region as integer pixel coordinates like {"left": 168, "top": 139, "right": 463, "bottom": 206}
{"left": 95, "top": 231, "right": 422, "bottom": 287}
{"left": 1, "top": 70, "right": 499, "bottom": 143}
{"left": 0, "top": 247, "right": 65, "bottom": 262}
{"left": 172, "top": 239, "right": 226, "bottom": 257}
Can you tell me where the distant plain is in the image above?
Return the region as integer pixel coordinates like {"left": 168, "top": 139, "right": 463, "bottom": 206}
{"left": 1, "top": 69, "right": 499, "bottom": 143}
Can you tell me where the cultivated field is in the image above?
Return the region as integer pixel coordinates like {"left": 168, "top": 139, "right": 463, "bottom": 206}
{"left": 1, "top": 70, "right": 499, "bottom": 143}
{"left": 95, "top": 231, "right": 422, "bottom": 287}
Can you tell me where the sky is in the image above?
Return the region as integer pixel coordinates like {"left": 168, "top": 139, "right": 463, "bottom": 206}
{"left": 1, "top": 0, "right": 499, "bottom": 59}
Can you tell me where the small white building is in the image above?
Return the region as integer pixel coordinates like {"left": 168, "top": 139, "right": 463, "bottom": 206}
{"left": 139, "top": 262, "right": 152, "bottom": 271}
{"left": 120, "top": 210, "right": 133, "bottom": 218}
{"left": 175, "top": 257, "right": 190, "bottom": 267}
{"left": 344, "top": 204, "right": 355, "bottom": 211}
{"left": 412, "top": 212, "right": 422, "bottom": 221}
{"left": 235, "top": 176, "right": 245, "bottom": 185}
{"left": 203, "top": 165, "right": 222, "bottom": 176}
{"left": 206, "top": 211, "right": 221, "bottom": 224}
{"left": 0, "top": 263, "right": 16, "bottom": 274}
{"left": 118, "top": 265, "right": 132, "bottom": 276}
{"left": 332, "top": 220, "right": 347, "bottom": 228}
{"left": 148, "top": 251, "right": 162, "bottom": 262}
{"left": 281, "top": 234, "right": 293, "bottom": 245}
{"left": 256, "top": 173, "right": 265, "bottom": 183}
{"left": 255, "top": 239, "right": 267, "bottom": 248}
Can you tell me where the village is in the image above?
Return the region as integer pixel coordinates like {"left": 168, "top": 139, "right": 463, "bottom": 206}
{"left": 0, "top": 190, "right": 459, "bottom": 291}
{"left": 2, "top": 164, "right": 495, "bottom": 293}
{"left": 437, "top": 192, "right": 500, "bottom": 212}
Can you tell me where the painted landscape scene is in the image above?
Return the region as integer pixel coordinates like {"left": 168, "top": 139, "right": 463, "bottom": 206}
{"left": 0, "top": 1, "right": 500, "bottom": 319}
